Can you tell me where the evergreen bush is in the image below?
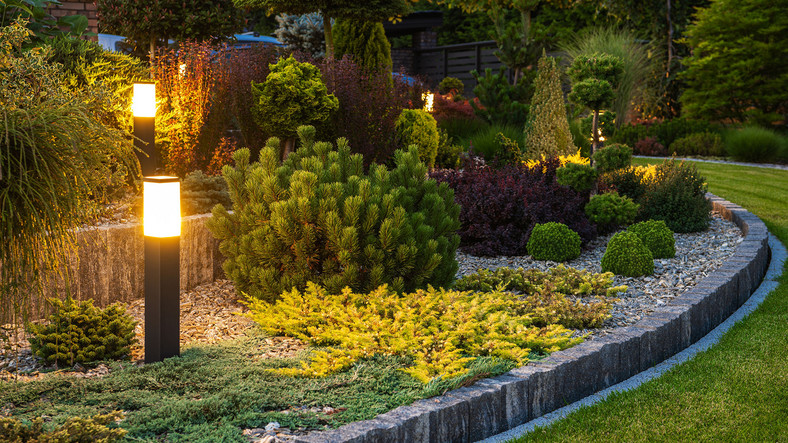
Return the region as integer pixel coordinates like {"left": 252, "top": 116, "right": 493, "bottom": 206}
{"left": 585, "top": 191, "right": 639, "bottom": 233}
{"left": 0, "top": 412, "right": 126, "bottom": 442}
{"left": 526, "top": 222, "right": 581, "bottom": 262}
{"left": 601, "top": 231, "right": 654, "bottom": 277}
{"left": 670, "top": 132, "right": 725, "bottom": 157}
{"left": 333, "top": 18, "right": 392, "bottom": 73}
{"left": 435, "top": 129, "right": 464, "bottom": 170}
{"left": 592, "top": 143, "right": 632, "bottom": 173}
{"left": 181, "top": 170, "right": 232, "bottom": 216}
{"left": 439, "top": 76, "right": 465, "bottom": 95}
{"left": 274, "top": 13, "right": 325, "bottom": 58}
{"left": 628, "top": 220, "right": 676, "bottom": 259}
{"left": 207, "top": 126, "right": 460, "bottom": 302}
{"left": 556, "top": 162, "right": 598, "bottom": 193}
{"left": 395, "top": 109, "right": 440, "bottom": 168}
{"left": 431, "top": 159, "right": 596, "bottom": 256}
{"left": 27, "top": 298, "right": 137, "bottom": 367}
{"left": 724, "top": 127, "right": 785, "bottom": 163}
{"left": 639, "top": 159, "right": 711, "bottom": 233}
{"left": 523, "top": 54, "right": 576, "bottom": 159}
{"left": 470, "top": 67, "right": 533, "bottom": 126}
{"left": 599, "top": 165, "right": 652, "bottom": 202}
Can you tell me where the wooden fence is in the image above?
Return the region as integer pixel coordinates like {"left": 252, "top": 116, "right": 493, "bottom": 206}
{"left": 414, "top": 40, "right": 513, "bottom": 96}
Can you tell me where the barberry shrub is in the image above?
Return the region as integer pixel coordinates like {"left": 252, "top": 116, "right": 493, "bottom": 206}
{"left": 526, "top": 222, "right": 582, "bottom": 262}
{"left": 207, "top": 126, "right": 460, "bottom": 303}
{"left": 601, "top": 231, "right": 654, "bottom": 277}
{"left": 431, "top": 159, "right": 596, "bottom": 256}
{"left": 27, "top": 298, "right": 137, "bottom": 367}
{"left": 395, "top": 109, "right": 440, "bottom": 168}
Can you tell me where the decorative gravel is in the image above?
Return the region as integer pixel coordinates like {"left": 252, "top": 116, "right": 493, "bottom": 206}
{"left": 456, "top": 211, "right": 743, "bottom": 339}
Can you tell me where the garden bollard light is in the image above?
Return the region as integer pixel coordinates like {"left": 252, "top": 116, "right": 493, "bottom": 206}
{"left": 133, "top": 82, "right": 157, "bottom": 175}
{"left": 143, "top": 176, "right": 181, "bottom": 363}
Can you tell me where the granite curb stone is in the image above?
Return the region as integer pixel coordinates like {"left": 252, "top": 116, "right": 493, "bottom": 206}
{"left": 296, "top": 194, "right": 770, "bottom": 443}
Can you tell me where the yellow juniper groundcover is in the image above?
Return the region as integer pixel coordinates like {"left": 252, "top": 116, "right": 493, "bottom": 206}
{"left": 245, "top": 284, "right": 589, "bottom": 383}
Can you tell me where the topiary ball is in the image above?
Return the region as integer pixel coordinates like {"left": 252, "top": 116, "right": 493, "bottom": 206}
{"left": 527, "top": 222, "right": 582, "bottom": 262}
{"left": 601, "top": 231, "right": 654, "bottom": 277}
{"left": 628, "top": 219, "right": 676, "bottom": 259}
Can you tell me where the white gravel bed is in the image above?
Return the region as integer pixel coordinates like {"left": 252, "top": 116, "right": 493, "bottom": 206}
{"left": 455, "top": 211, "right": 743, "bottom": 339}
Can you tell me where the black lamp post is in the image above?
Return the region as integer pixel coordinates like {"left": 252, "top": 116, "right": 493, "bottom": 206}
{"left": 132, "top": 82, "right": 157, "bottom": 175}
{"left": 143, "top": 176, "right": 181, "bottom": 363}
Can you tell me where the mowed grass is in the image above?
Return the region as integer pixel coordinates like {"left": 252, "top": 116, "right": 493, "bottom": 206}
{"left": 513, "top": 159, "right": 788, "bottom": 442}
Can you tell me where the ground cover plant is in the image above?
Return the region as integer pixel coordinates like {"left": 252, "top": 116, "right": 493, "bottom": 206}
{"left": 509, "top": 159, "right": 788, "bottom": 442}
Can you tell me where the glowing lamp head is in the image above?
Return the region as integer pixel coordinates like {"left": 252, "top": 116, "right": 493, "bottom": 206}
{"left": 143, "top": 176, "right": 181, "bottom": 237}
{"left": 132, "top": 82, "right": 156, "bottom": 117}
{"left": 422, "top": 92, "right": 434, "bottom": 113}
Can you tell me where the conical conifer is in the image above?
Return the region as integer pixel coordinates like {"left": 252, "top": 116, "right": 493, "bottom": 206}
{"left": 524, "top": 54, "right": 577, "bottom": 158}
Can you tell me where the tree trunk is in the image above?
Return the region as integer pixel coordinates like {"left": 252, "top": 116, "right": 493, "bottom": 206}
{"left": 149, "top": 35, "right": 156, "bottom": 72}
{"left": 283, "top": 138, "right": 296, "bottom": 161}
{"left": 323, "top": 13, "right": 334, "bottom": 59}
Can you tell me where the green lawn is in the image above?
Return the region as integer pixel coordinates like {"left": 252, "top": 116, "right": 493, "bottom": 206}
{"left": 513, "top": 159, "right": 788, "bottom": 442}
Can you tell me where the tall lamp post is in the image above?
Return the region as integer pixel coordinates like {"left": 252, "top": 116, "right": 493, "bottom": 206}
{"left": 143, "top": 176, "right": 181, "bottom": 363}
{"left": 132, "top": 82, "right": 157, "bottom": 175}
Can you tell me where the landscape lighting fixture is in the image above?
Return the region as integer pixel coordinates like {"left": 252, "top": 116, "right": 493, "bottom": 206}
{"left": 143, "top": 176, "right": 181, "bottom": 363}
{"left": 133, "top": 82, "right": 157, "bottom": 175}
{"left": 422, "top": 92, "right": 435, "bottom": 113}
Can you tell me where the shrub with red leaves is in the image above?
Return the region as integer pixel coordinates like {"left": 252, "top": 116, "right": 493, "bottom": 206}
{"left": 633, "top": 137, "right": 667, "bottom": 156}
{"left": 431, "top": 159, "right": 596, "bottom": 256}
{"left": 432, "top": 93, "right": 479, "bottom": 126}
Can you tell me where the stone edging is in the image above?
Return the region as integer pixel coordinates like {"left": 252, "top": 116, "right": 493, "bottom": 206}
{"left": 294, "top": 193, "right": 771, "bottom": 443}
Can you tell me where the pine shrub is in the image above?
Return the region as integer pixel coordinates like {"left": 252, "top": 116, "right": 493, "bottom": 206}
{"left": 526, "top": 222, "right": 581, "bottom": 262}
{"left": 181, "top": 170, "right": 231, "bottom": 216}
{"left": 601, "top": 231, "right": 654, "bottom": 277}
{"left": 585, "top": 191, "right": 639, "bottom": 233}
{"left": 639, "top": 159, "right": 711, "bottom": 233}
{"left": 671, "top": 132, "right": 725, "bottom": 157}
{"left": 556, "top": 162, "right": 598, "bottom": 193}
{"left": 333, "top": 18, "right": 392, "bottom": 73}
{"left": 628, "top": 220, "right": 676, "bottom": 259}
{"left": 27, "top": 298, "right": 137, "bottom": 367}
{"left": 0, "top": 412, "right": 126, "bottom": 442}
{"left": 592, "top": 143, "right": 632, "bottom": 173}
{"left": 395, "top": 109, "right": 440, "bottom": 168}
{"left": 207, "top": 126, "right": 460, "bottom": 302}
{"left": 431, "top": 159, "right": 596, "bottom": 256}
{"left": 523, "top": 54, "right": 576, "bottom": 159}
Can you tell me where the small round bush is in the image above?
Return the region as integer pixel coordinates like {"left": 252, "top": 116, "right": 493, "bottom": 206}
{"left": 601, "top": 231, "right": 654, "bottom": 277}
{"left": 396, "top": 109, "right": 440, "bottom": 168}
{"left": 527, "top": 222, "right": 582, "bottom": 262}
{"left": 628, "top": 219, "right": 676, "bottom": 258}
{"left": 556, "top": 162, "right": 598, "bottom": 193}
{"left": 439, "top": 76, "right": 465, "bottom": 95}
{"left": 593, "top": 143, "right": 632, "bottom": 173}
{"left": 725, "top": 126, "right": 785, "bottom": 163}
{"left": 28, "top": 297, "right": 137, "bottom": 366}
{"left": 633, "top": 137, "right": 666, "bottom": 156}
{"left": 585, "top": 191, "right": 639, "bottom": 233}
{"left": 671, "top": 132, "right": 725, "bottom": 157}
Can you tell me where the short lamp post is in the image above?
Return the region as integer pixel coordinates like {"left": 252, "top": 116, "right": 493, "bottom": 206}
{"left": 143, "top": 176, "right": 181, "bottom": 363}
{"left": 133, "top": 82, "right": 157, "bottom": 175}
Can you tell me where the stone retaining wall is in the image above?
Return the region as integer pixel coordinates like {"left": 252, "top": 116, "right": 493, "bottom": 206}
{"left": 294, "top": 194, "right": 771, "bottom": 443}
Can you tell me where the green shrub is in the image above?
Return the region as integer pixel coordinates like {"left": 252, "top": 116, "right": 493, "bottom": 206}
{"left": 333, "top": 18, "right": 392, "bottom": 73}
{"left": 613, "top": 118, "right": 720, "bottom": 150}
{"left": 556, "top": 162, "right": 598, "bottom": 193}
{"left": 435, "top": 129, "right": 464, "bottom": 169}
{"left": 470, "top": 67, "right": 533, "bottom": 126}
{"left": 593, "top": 143, "right": 632, "bottom": 173}
{"left": 601, "top": 231, "right": 654, "bottom": 277}
{"left": 0, "top": 412, "right": 126, "bottom": 442}
{"left": 466, "top": 123, "right": 525, "bottom": 161}
{"left": 670, "top": 132, "right": 725, "bottom": 157}
{"left": 181, "top": 170, "right": 232, "bottom": 216}
{"left": 523, "top": 54, "right": 577, "bottom": 159}
{"left": 599, "top": 165, "right": 649, "bottom": 202}
{"left": 628, "top": 220, "right": 676, "bottom": 259}
{"left": 439, "top": 76, "right": 465, "bottom": 95}
{"left": 569, "top": 118, "right": 592, "bottom": 157}
{"left": 439, "top": 116, "right": 489, "bottom": 143}
{"left": 526, "top": 222, "right": 582, "bottom": 262}
{"left": 724, "top": 126, "right": 786, "bottom": 163}
{"left": 207, "top": 126, "right": 460, "bottom": 303}
{"left": 395, "top": 109, "right": 440, "bottom": 168}
{"left": 585, "top": 192, "right": 639, "bottom": 233}
{"left": 250, "top": 55, "right": 339, "bottom": 157}
{"left": 27, "top": 298, "right": 137, "bottom": 367}
{"left": 640, "top": 159, "right": 711, "bottom": 233}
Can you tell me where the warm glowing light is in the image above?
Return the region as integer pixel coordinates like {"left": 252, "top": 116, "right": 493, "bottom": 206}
{"left": 422, "top": 92, "right": 434, "bottom": 113}
{"left": 179, "top": 63, "right": 187, "bottom": 78}
{"left": 590, "top": 128, "right": 606, "bottom": 142}
{"left": 143, "top": 177, "right": 180, "bottom": 237}
{"left": 132, "top": 83, "right": 156, "bottom": 117}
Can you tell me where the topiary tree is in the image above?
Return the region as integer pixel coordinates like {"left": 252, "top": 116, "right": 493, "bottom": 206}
{"left": 526, "top": 222, "right": 581, "bottom": 262}
{"left": 680, "top": 0, "right": 788, "bottom": 125}
{"left": 567, "top": 52, "right": 624, "bottom": 160}
{"left": 97, "top": 0, "right": 244, "bottom": 59}
{"left": 628, "top": 219, "right": 675, "bottom": 259}
{"left": 251, "top": 55, "right": 339, "bottom": 159}
{"left": 333, "top": 18, "right": 392, "bottom": 73}
{"left": 523, "top": 53, "right": 576, "bottom": 159}
{"left": 207, "top": 125, "right": 460, "bottom": 303}
{"left": 395, "top": 109, "right": 440, "bottom": 168}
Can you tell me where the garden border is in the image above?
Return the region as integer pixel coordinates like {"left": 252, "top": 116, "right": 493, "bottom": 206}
{"left": 293, "top": 193, "right": 771, "bottom": 443}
